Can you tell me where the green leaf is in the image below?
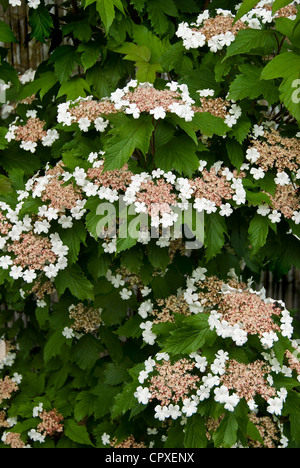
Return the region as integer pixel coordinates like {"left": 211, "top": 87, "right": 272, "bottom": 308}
{"left": 55, "top": 264, "right": 94, "bottom": 300}
{"left": 71, "top": 334, "right": 103, "bottom": 370}
{"left": 261, "top": 52, "right": 300, "bottom": 80}
{"left": 18, "top": 71, "right": 58, "bottom": 100}
{"left": 92, "top": 384, "right": 121, "bottom": 418}
{"left": 57, "top": 78, "right": 91, "bottom": 101}
{"left": 29, "top": 4, "right": 53, "bottom": 43}
{"left": 235, "top": 0, "right": 260, "bottom": 22}
{"left": 44, "top": 330, "right": 66, "bottom": 362}
{"left": 213, "top": 413, "right": 238, "bottom": 448}
{"left": 59, "top": 221, "right": 87, "bottom": 264}
{"left": 103, "top": 115, "right": 154, "bottom": 171}
{"left": 248, "top": 214, "right": 269, "bottom": 255}
{"left": 229, "top": 65, "right": 279, "bottom": 104}
{"left": 184, "top": 415, "right": 207, "bottom": 448}
{"left": 272, "top": 0, "right": 294, "bottom": 14}
{"left": 155, "top": 135, "right": 199, "bottom": 177}
{"left": 49, "top": 45, "right": 81, "bottom": 83}
{"left": 226, "top": 139, "right": 244, "bottom": 170}
{"left": 78, "top": 43, "right": 101, "bottom": 71}
{"left": 64, "top": 419, "right": 94, "bottom": 446}
{"left": 96, "top": 0, "right": 119, "bottom": 31}
{"left": 279, "top": 74, "right": 300, "bottom": 123}
{"left": 163, "top": 315, "right": 216, "bottom": 355}
{"left": 0, "top": 20, "right": 17, "bottom": 42}
{"left": 192, "top": 112, "right": 229, "bottom": 137}
{"left": 147, "top": 0, "right": 178, "bottom": 35}
{"left": 224, "top": 29, "right": 278, "bottom": 60}
{"left": 62, "top": 18, "right": 93, "bottom": 42}
{"left": 117, "top": 42, "right": 151, "bottom": 62}
{"left": 204, "top": 212, "right": 228, "bottom": 261}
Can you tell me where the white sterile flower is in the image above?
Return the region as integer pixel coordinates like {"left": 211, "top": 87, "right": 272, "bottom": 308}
{"left": 156, "top": 237, "right": 170, "bottom": 248}
{"left": 87, "top": 152, "right": 98, "bottom": 163}
{"left": 168, "top": 404, "right": 182, "bottom": 420}
{"left": 83, "top": 182, "right": 99, "bottom": 197}
{"left": 232, "top": 325, "right": 248, "bottom": 346}
{"left": 222, "top": 167, "right": 234, "bottom": 181}
{"left": 11, "top": 372, "right": 22, "bottom": 384}
{"left": 33, "top": 402, "right": 43, "bottom": 417}
{"left": 202, "top": 373, "right": 220, "bottom": 389}
{"left": 250, "top": 167, "right": 265, "bottom": 180}
{"left": 257, "top": 204, "right": 271, "bottom": 216}
{"left": 62, "top": 327, "right": 74, "bottom": 339}
{"left": 252, "top": 124, "right": 264, "bottom": 138}
{"left": 225, "top": 114, "right": 238, "bottom": 128}
{"left": 20, "top": 141, "right": 37, "bottom": 153}
{"left": 101, "top": 433, "right": 110, "bottom": 446}
{"left": 28, "top": 0, "right": 40, "bottom": 9}
{"left": 169, "top": 102, "right": 194, "bottom": 122}
{"left": 58, "top": 215, "right": 73, "bottom": 229}
{"left": 141, "top": 286, "right": 151, "bottom": 297}
{"left": 204, "top": 200, "right": 217, "bottom": 214}
{"left": 9, "top": 265, "right": 23, "bottom": 280}
{"left": 198, "top": 160, "right": 207, "bottom": 172}
{"left": 197, "top": 385, "right": 211, "bottom": 401}
{"left": 219, "top": 203, "right": 233, "bottom": 217}
{"left": 94, "top": 117, "right": 109, "bottom": 132}
{"left": 214, "top": 385, "right": 229, "bottom": 403}
{"left": 36, "top": 300, "right": 47, "bottom": 308}
{"left": 268, "top": 210, "right": 281, "bottom": 224}
{"left": 33, "top": 219, "right": 50, "bottom": 234}
{"left": 192, "top": 354, "right": 208, "bottom": 372}
{"left": 42, "top": 129, "right": 59, "bottom": 147}
{"left": 194, "top": 197, "right": 207, "bottom": 213}
{"left": 274, "top": 171, "right": 290, "bottom": 186}
{"left": 138, "top": 300, "right": 153, "bottom": 319}
{"left": 120, "top": 288, "right": 132, "bottom": 300}
{"left": 150, "top": 106, "right": 166, "bottom": 120}
{"left": 224, "top": 393, "right": 240, "bottom": 412}
{"left": 9, "top": 0, "right": 21, "bottom": 6}
{"left": 125, "top": 103, "right": 140, "bottom": 119}
{"left": 0, "top": 256, "right": 13, "bottom": 270}
{"left": 134, "top": 386, "right": 151, "bottom": 405}
{"left": 43, "top": 264, "right": 59, "bottom": 279}
{"left": 110, "top": 274, "right": 125, "bottom": 288}
{"left": 292, "top": 211, "right": 300, "bottom": 225}
{"left": 156, "top": 352, "right": 170, "bottom": 361}
{"left": 138, "top": 370, "right": 149, "bottom": 384}
{"left": 198, "top": 89, "right": 215, "bottom": 97}
{"left": 260, "top": 331, "right": 279, "bottom": 349}
{"left": 246, "top": 147, "right": 260, "bottom": 163}
{"left": 154, "top": 405, "right": 170, "bottom": 421}
{"left": 78, "top": 117, "right": 91, "bottom": 132}
{"left": 28, "top": 429, "right": 45, "bottom": 443}
{"left": 267, "top": 397, "right": 283, "bottom": 416}
{"left": 182, "top": 398, "right": 198, "bottom": 417}
{"left": 134, "top": 201, "right": 147, "bottom": 214}
{"left": 23, "top": 269, "right": 37, "bottom": 283}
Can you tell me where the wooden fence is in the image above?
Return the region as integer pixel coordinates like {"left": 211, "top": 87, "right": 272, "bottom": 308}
{"left": 0, "top": 1, "right": 61, "bottom": 73}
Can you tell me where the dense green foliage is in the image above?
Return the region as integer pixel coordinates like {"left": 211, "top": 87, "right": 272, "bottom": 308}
{"left": 0, "top": 0, "right": 299, "bottom": 449}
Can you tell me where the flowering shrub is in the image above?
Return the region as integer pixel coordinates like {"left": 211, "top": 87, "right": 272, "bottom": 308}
{"left": 0, "top": 0, "right": 299, "bottom": 449}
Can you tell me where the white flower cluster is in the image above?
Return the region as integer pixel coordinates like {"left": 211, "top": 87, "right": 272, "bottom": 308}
{"left": 0, "top": 339, "right": 17, "bottom": 371}
{"left": 177, "top": 3, "right": 300, "bottom": 53}
{"left": 5, "top": 111, "right": 59, "bottom": 153}
{"left": 57, "top": 96, "right": 110, "bottom": 131}
{"left": 0, "top": 202, "right": 69, "bottom": 284}
{"left": 176, "top": 9, "right": 247, "bottom": 53}
{"left": 237, "top": 0, "right": 300, "bottom": 25}
{"left": 9, "top": 0, "right": 40, "bottom": 8}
